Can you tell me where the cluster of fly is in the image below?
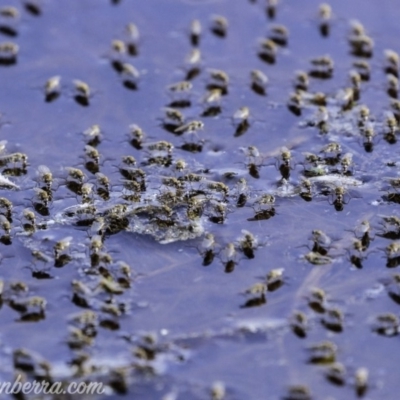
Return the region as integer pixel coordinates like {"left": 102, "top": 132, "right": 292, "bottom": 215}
{"left": 107, "top": 23, "right": 140, "bottom": 86}
{"left": 0, "top": 2, "right": 397, "bottom": 396}
{"left": 241, "top": 268, "right": 284, "bottom": 308}
{"left": 41, "top": 77, "right": 94, "bottom": 106}
{"left": 194, "top": 229, "right": 262, "bottom": 274}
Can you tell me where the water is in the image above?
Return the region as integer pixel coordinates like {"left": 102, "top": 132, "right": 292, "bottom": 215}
{"left": 0, "top": 0, "right": 400, "bottom": 399}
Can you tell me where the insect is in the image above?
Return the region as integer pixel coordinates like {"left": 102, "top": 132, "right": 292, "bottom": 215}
{"left": 210, "top": 15, "right": 228, "bottom": 37}
{"left": 244, "top": 281, "right": 267, "bottom": 297}
{"left": 284, "top": 385, "right": 312, "bottom": 400}
{"left": 258, "top": 38, "right": 277, "bottom": 64}
{"left": 307, "top": 287, "right": 329, "bottom": 313}
{"left": 143, "top": 140, "right": 174, "bottom": 154}
{"left": 0, "top": 41, "right": 18, "bottom": 64}
{"left": 65, "top": 167, "right": 85, "bottom": 183}
{"left": 290, "top": 311, "right": 308, "bottom": 338}
{"left": 208, "top": 69, "right": 229, "bottom": 86}
{"left": 167, "top": 80, "right": 192, "bottom": 94}
{"left": 266, "top": 0, "right": 278, "bottom": 19}
{"left": 231, "top": 107, "right": 250, "bottom": 137}
{"left": 189, "top": 19, "right": 201, "bottom": 46}
{"left": 325, "top": 362, "right": 346, "bottom": 386}
{"left": 197, "top": 233, "right": 216, "bottom": 266}
{"left": 207, "top": 181, "right": 229, "bottom": 199}
{"left": 111, "top": 39, "right": 126, "bottom": 56}
{"left": 340, "top": 152, "right": 353, "bottom": 175}
{"left": 349, "top": 70, "right": 362, "bottom": 98}
{"left": 304, "top": 251, "right": 332, "bottom": 265}
{"left": 163, "top": 107, "right": 185, "bottom": 125}
{"left": 383, "top": 112, "right": 398, "bottom": 144}
{"left": 378, "top": 215, "right": 400, "bottom": 240}
{"left": 33, "top": 188, "right": 49, "bottom": 207}
{"left": 348, "top": 20, "right": 374, "bottom": 57}
{"left": 242, "top": 146, "right": 264, "bottom": 179}
{"left": 287, "top": 91, "right": 303, "bottom": 116}
{"left": 54, "top": 236, "right": 73, "bottom": 259}
{"left": 83, "top": 145, "right": 100, "bottom": 166}
{"left": 357, "top": 105, "right": 370, "bottom": 129}
{"left": 275, "top": 146, "right": 293, "bottom": 179}
{"left": 202, "top": 88, "right": 223, "bottom": 109}
{"left": 0, "top": 214, "right": 10, "bottom": 235}
{"left": 354, "top": 368, "right": 369, "bottom": 397}
{"left": 310, "top": 229, "right": 331, "bottom": 255}
{"left": 238, "top": 230, "right": 258, "bottom": 259}
{"left": 80, "top": 183, "right": 93, "bottom": 203}
{"left": 30, "top": 249, "right": 52, "bottom": 267}
{"left": 241, "top": 281, "right": 267, "bottom": 308}
{"left": 296, "top": 178, "right": 312, "bottom": 202}
{"left": 254, "top": 194, "right": 275, "bottom": 211}
{"left": 309, "top": 55, "right": 334, "bottom": 79}
{"left": 328, "top": 186, "right": 349, "bottom": 211}
{"left": 318, "top": 3, "right": 332, "bottom": 37}
{"left": 95, "top": 172, "right": 110, "bottom": 190}
{"left": 374, "top": 313, "right": 399, "bottom": 336}
{"left": 20, "top": 209, "right": 34, "bottom": 233}
{"left": 232, "top": 112, "right": 250, "bottom": 137}
{"left": 384, "top": 273, "right": 400, "bottom": 305}
{"left": 320, "top": 142, "right": 342, "bottom": 158}
{"left": 90, "top": 234, "right": 103, "bottom": 254}
{"left": 268, "top": 24, "right": 289, "bottom": 46}
{"left": 22, "top": 208, "right": 35, "bottom": 226}
{"left": 174, "top": 159, "right": 186, "bottom": 173}
{"left": 353, "top": 219, "right": 371, "bottom": 249}
{"left": 0, "top": 6, "right": 19, "bottom": 18}
{"left": 293, "top": 70, "right": 309, "bottom": 92}
{"left": 385, "top": 241, "right": 400, "bottom": 259}
{"left": 82, "top": 124, "right": 101, "bottom": 145}
{"left": 128, "top": 123, "right": 144, "bottom": 149}
{"left": 321, "top": 307, "right": 344, "bottom": 333}
{"left": 235, "top": 178, "right": 248, "bottom": 207}
{"left": 185, "top": 48, "right": 201, "bottom": 66}
{"left": 174, "top": 120, "right": 204, "bottom": 138}
{"left": 120, "top": 62, "right": 140, "bottom": 89}
{"left": 207, "top": 69, "right": 229, "bottom": 93}
{"left": 44, "top": 76, "right": 61, "bottom": 102}
{"left": 250, "top": 69, "right": 268, "bottom": 95}
{"left": 95, "top": 277, "right": 124, "bottom": 295}
{"left": 307, "top": 340, "right": 337, "bottom": 364}
{"left": 73, "top": 79, "right": 91, "bottom": 106}
{"left": 0, "top": 152, "right": 27, "bottom": 168}
{"left": 208, "top": 201, "right": 228, "bottom": 224}
{"left": 36, "top": 165, "right": 53, "bottom": 190}
{"left": 353, "top": 60, "right": 370, "bottom": 81}
{"left": 10, "top": 296, "right": 47, "bottom": 321}
{"left": 248, "top": 194, "right": 275, "bottom": 221}
{"left": 220, "top": 243, "right": 237, "bottom": 273}
{"left": 384, "top": 49, "right": 399, "bottom": 77}
{"left": 266, "top": 268, "right": 284, "bottom": 291}
{"left": 210, "top": 381, "right": 225, "bottom": 400}
{"left": 71, "top": 279, "right": 92, "bottom": 307}
{"left": 125, "top": 22, "right": 139, "bottom": 55}
{"left": 360, "top": 125, "right": 375, "bottom": 152}
{"left": 387, "top": 73, "right": 399, "bottom": 98}
{"left": 0, "top": 197, "right": 12, "bottom": 218}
